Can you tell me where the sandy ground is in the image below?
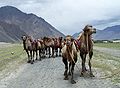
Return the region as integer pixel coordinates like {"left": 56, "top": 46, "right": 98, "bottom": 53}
{"left": 0, "top": 55, "right": 119, "bottom": 88}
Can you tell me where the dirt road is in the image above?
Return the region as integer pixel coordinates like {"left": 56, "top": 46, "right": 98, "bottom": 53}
{"left": 0, "top": 54, "right": 119, "bottom": 88}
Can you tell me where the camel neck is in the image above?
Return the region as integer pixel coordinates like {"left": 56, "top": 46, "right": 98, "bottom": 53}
{"left": 84, "top": 33, "right": 92, "bottom": 53}
{"left": 23, "top": 40, "right": 26, "bottom": 50}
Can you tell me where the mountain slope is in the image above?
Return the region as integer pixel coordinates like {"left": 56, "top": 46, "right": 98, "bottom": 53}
{"left": 0, "top": 6, "right": 64, "bottom": 42}
{"left": 73, "top": 25, "right": 120, "bottom": 40}
{"left": 94, "top": 25, "right": 120, "bottom": 40}
{"left": 0, "top": 21, "right": 27, "bottom": 42}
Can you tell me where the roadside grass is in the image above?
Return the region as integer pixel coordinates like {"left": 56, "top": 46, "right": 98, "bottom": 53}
{"left": 92, "top": 50, "right": 120, "bottom": 83}
{"left": 0, "top": 43, "right": 27, "bottom": 79}
{"left": 94, "top": 43, "right": 120, "bottom": 50}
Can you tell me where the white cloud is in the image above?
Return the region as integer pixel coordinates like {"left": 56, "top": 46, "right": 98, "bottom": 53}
{"left": 0, "top": 0, "right": 120, "bottom": 34}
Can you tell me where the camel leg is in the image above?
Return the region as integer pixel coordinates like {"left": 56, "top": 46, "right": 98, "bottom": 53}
{"left": 55, "top": 48, "right": 58, "bottom": 57}
{"left": 39, "top": 49, "right": 41, "bottom": 61}
{"left": 48, "top": 47, "right": 51, "bottom": 58}
{"left": 33, "top": 50, "right": 35, "bottom": 62}
{"left": 35, "top": 50, "right": 38, "bottom": 60}
{"left": 62, "top": 58, "right": 69, "bottom": 80}
{"left": 68, "top": 62, "right": 71, "bottom": 75}
{"left": 59, "top": 48, "right": 62, "bottom": 56}
{"left": 71, "top": 62, "right": 76, "bottom": 84}
{"left": 43, "top": 48, "right": 46, "bottom": 58}
{"left": 26, "top": 50, "right": 31, "bottom": 63}
{"left": 45, "top": 47, "right": 48, "bottom": 55}
{"left": 80, "top": 53, "right": 86, "bottom": 76}
{"left": 52, "top": 47, "right": 55, "bottom": 58}
{"left": 89, "top": 51, "right": 95, "bottom": 77}
{"left": 84, "top": 54, "right": 87, "bottom": 71}
{"left": 30, "top": 50, "right": 33, "bottom": 64}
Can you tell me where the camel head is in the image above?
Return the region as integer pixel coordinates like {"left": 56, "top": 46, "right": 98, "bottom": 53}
{"left": 83, "top": 25, "right": 96, "bottom": 35}
{"left": 65, "top": 35, "right": 74, "bottom": 47}
{"left": 21, "top": 35, "right": 27, "bottom": 41}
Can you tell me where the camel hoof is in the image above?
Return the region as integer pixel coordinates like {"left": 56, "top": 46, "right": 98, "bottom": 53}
{"left": 90, "top": 73, "right": 95, "bottom": 77}
{"left": 27, "top": 60, "right": 31, "bottom": 63}
{"left": 64, "top": 77, "right": 69, "bottom": 80}
{"left": 52, "top": 56, "right": 55, "bottom": 58}
{"left": 71, "top": 80, "right": 76, "bottom": 84}
{"left": 31, "top": 61, "right": 33, "bottom": 64}
{"left": 68, "top": 72, "right": 71, "bottom": 76}
{"left": 64, "top": 72, "right": 67, "bottom": 76}
{"left": 80, "top": 72, "right": 84, "bottom": 77}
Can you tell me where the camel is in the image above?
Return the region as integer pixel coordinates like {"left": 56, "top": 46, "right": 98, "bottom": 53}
{"left": 62, "top": 35, "right": 77, "bottom": 84}
{"left": 76, "top": 25, "right": 96, "bottom": 77}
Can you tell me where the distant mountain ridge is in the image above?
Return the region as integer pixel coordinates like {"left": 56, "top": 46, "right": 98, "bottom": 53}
{"left": 73, "top": 25, "right": 120, "bottom": 40}
{"left": 94, "top": 25, "right": 120, "bottom": 40}
{"left": 0, "top": 6, "right": 64, "bottom": 42}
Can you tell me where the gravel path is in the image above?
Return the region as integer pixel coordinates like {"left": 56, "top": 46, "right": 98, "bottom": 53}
{"left": 0, "top": 56, "right": 119, "bottom": 88}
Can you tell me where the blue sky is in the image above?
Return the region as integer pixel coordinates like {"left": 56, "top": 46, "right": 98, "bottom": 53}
{"left": 0, "top": 0, "right": 120, "bottom": 35}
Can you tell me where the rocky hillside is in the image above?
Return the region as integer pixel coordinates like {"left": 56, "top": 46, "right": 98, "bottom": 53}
{"left": 0, "top": 21, "right": 26, "bottom": 42}
{"left": 0, "top": 6, "right": 64, "bottom": 42}
{"left": 94, "top": 25, "right": 120, "bottom": 40}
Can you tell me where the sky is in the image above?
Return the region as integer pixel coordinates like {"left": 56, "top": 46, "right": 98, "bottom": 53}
{"left": 0, "top": 0, "right": 120, "bottom": 35}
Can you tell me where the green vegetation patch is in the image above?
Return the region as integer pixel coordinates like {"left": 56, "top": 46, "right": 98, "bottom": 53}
{"left": 92, "top": 50, "right": 120, "bottom": 83}
{"left": 94, "top": 43, "right": 120, "bottom": 50}
{"left": 0, "top": 44, "right": 26, "bottom": 79}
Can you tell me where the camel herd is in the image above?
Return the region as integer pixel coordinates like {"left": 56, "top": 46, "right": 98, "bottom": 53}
{"left": 21, "top": 25, "right": 96, "bottom": 84}
{"left": 21, "top": 35, "right": 63, "bottom": 64}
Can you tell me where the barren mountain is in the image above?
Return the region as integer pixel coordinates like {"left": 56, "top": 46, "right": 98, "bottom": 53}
{"left": 0, "top": 6, "right": 64, "bottom": 42}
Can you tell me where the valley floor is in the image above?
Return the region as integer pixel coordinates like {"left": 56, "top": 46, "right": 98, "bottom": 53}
{"left": 0, "top": 43, "right": 120, "bottom": 88}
